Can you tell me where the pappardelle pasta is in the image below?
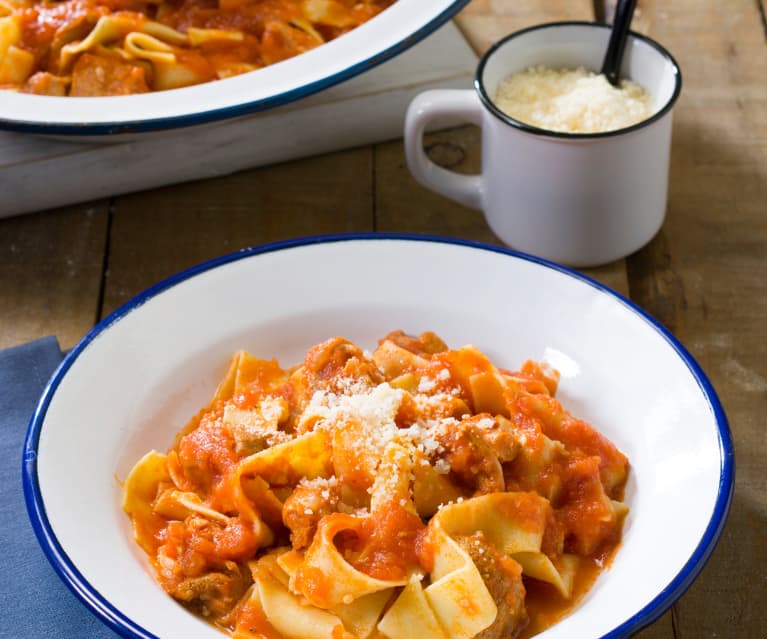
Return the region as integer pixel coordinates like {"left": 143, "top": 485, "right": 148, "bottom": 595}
{"left": 0, "top": 0, "right": 394, "bottom": 96}
{"left": 123, "top": 331, "right": 630, "bottom": 639}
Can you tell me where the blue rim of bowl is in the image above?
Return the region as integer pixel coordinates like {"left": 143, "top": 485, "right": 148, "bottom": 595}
{"left": 0, "top": 0, "right": 471, "bottom": 136}
{"left": 22, "top": 232, "right": 734, "bottom": 639}
{"left": 475, "top": 21, "right": 683, "bottom": 140}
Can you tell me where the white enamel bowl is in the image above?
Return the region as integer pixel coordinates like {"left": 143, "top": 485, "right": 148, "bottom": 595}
{"left": 23, "top": 235, "right": 733, "bottom": 639}
{"left": 1, "top": 1, "right": 468, "bottom": 135}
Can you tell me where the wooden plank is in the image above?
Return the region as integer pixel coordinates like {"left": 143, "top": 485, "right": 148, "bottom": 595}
{"left": 633, "top": 611, "right": 677, "bottom": 639}
{"left": 594, "top": 0, "right": 653, "bottom": 32}
{"left": 621, "top": 1, "right": 767, "bottom": 638}
{"left": 0, "top": 203, "right": 108, "bottom": 350}
{"left": 456, "top": 0, "right": 597, "bottom": 54}
{"left": 375, "top": 126, "right": 497, "bottom": 244}
{"left": 0, "top": 23, "right": 476, "bottom": 219}
{"left": 103, "top": 148, "right": 374, "bottom": 316}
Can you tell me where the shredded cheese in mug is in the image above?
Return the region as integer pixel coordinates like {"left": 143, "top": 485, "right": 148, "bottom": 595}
{"left": 494, "top": 66, "right": 654, "bottom": 134}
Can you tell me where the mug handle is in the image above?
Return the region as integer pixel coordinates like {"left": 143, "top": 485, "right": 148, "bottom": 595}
{"left": 404, "top": 90, "right": 484, "bottom": 210}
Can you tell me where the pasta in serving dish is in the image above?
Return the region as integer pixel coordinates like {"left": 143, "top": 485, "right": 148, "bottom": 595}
{"left": 0, "top": 0, "right": 394, "bottom": 96}
{"left": 123, "top": 330, "right": 630, "bottom": 639}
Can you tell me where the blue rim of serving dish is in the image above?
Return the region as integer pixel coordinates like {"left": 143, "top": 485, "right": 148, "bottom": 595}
{"left": 475, "top": 21, "right": 683, "bottom": 140}
{"left": 22, "top": 233, "right": 734, "bottom": 639}
{"left": 0, "top": 1, "right": 470, "bottom": 136}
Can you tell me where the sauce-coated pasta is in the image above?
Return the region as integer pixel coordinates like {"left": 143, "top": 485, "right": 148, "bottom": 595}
{"left": 0, "top": 0, "right": 395, "bottom": 96}
{"left": 123, "top": 331, "right": 630, "bottom": 638}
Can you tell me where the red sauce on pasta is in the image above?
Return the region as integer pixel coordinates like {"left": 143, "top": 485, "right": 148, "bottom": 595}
{"left": 235, "top": 598, "right": 284, "bottom": 639}
{"left": 177, "top": 411, "right": 238, "bottom": 489}
{"left": 346, "top": 502, "right": 426, "bottom": 581}
{"left": 122, "top": 331, "right": 630, "bottom": 639}
{"left": 1, "top": 0, "right": 396, "bottom": 96}
{"left": 522, "top": 543, "right": 621, "bottom": 637}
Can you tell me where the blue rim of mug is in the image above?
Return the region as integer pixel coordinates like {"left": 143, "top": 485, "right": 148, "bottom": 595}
{"left": 474, "top": 21, "right": 683, "bottom": 140}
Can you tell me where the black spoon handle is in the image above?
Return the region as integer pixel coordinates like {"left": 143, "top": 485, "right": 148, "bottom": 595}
{"left": 601, "top": 0, "right": 638, "bottom": 85}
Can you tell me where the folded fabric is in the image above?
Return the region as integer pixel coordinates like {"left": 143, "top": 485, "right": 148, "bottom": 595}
{"left": 0, "top": 337, "right": 120, "bottom": 639}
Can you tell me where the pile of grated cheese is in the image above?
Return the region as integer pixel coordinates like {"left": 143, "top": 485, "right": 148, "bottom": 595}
{"left": 299, "top": 376, "right": 456, "bottom": 472}
{"left": 494, "top": 65, "right": 654, "bottom": 134}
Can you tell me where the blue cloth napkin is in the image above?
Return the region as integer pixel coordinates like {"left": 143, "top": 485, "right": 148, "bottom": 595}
{"left": 0, "top": 337, "right": 120, "bottom": 639}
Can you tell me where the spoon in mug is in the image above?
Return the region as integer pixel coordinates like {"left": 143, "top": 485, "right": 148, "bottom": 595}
{"left": 600, "top": 0, "right": 638, "bottom": 86}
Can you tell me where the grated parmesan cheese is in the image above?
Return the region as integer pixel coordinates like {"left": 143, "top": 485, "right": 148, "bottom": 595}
{"left": 477, "top": 416, "right": 495, "bottom": 430}
{"left": 417, "top": 376, "right": 437, "bottom": 393}
{"left": 433, "top": 458, "right": 451, "bottom": 474}
{"left": 494, "top": 66, "right": 653, "bottom": 134}
{"left": 299, "top": 380, "right": 460, "bottom": 471}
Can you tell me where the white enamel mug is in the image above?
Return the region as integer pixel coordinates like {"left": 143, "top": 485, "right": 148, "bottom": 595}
{"left": 405, "top": 22, "right": 682, "bottom": 267}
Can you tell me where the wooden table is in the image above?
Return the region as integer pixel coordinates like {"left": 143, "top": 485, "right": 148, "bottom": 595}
{"left": 1, "top": 0, "right": 764, "bottom": 637}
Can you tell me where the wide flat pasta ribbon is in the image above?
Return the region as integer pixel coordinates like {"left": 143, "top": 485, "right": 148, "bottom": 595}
{"left": 293, "top": 512, "right": 409, "bottom": 609}
{"left": 434, "top": 492, "right": 578, "bottom": 598}
{"left": 274, "top": 548, "right": 392, "bottom": 638}
{"left": 121, "top": 450, "right": 170, "bottom": 553}
{"left": 244, "top": 555, "right": 347, "bottom": 639}
{"left": 377, "top": 576, "right": 448, "bottom": 639}
{"left": 369, "top": 441, "right": 416, "bottom": 516}
{"left": 59, "top": 15, "right": 187, "bottom": 72}
{"left": 219, "top": 410, "right": 333, "bottom": 547}
{"left": 124, "top": 32, "right": 175, "bottom": 65}
{"left": 237, "top": 428, "right": 332, "bottom": 485}
{"left": 434, "top": 492, "right": 549, "bottom": 555}
{"left": 419, "top": 520, "right": 498, "bottom": 639}
{"left": 151, "top": 488, "right": 229, "bottom": 523}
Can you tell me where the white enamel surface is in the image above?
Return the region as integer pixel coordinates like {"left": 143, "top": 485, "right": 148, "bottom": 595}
{"left": 34, "top": 239, "right": 723, "bottom": 639}
{"left": 404, "top": 23, "right": 680, "bottom": 267}
{"left": 478, "top": 109, "right": 672, "bottom": 267}
{"left": 0, "top": 1, "right": 463, "bottom": 130}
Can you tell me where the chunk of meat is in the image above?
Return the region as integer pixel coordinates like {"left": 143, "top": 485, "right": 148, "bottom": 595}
{"left": 172, "top": 563, "right": 250, "bottom": 620}
{"left": 155, "top": 519, "right": 253, "bottom": 621}
{"left": 69, "top": 53, "right": 149, "bottom": 96}
{"left": 291, "top": 337, "right": 384, "bottom": 413}
{"left": 436, "top": 417, "right": 505, "bottom": 494}
{"left": 282, "top": 479, "right": 340, "bottom": 548}
{"left": 457, "top": 532, "right": 528, "bottom": 639}
{"left": 22, "top": 72, "right": 70, "bottom": 96}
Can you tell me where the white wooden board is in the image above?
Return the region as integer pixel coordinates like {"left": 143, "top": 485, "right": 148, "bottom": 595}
{"left": 0, "top": 22, "right": 477, "bottom": 218}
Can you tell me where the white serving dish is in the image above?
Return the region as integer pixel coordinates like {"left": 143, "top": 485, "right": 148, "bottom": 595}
{"left": 1, "top": 1, "right": 468, "bottom": 136}
{"left": 23, "top": 235, "right": 734, "bottom": 638}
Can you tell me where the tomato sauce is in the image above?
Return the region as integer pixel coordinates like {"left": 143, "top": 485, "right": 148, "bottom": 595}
{"left": 177, "top": 411, "right": 238, "bottom": 491}
{"left": 122, "top": 333, "right": 630, "bottom": 639}
{"left": 521, "top": 542, "right": 622, "bottom": 638}
{"left": 341, "top": 502, "right": 426, "bottom": 581}
{"left": 234, "top": 598, "right": 284, "bottom": 639}
{"left": 5, "top": 0, "right": 396, "bottom": 95}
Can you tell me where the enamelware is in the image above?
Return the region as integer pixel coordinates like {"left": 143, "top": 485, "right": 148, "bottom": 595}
{"left": 24, "top": 235, "right": 732, "bottom": 639}
{"left": 0, "top": 1, "right": 469, "bottom": 136}
{"left": 404, "top": 22, "right": 683, "bottom": 267}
